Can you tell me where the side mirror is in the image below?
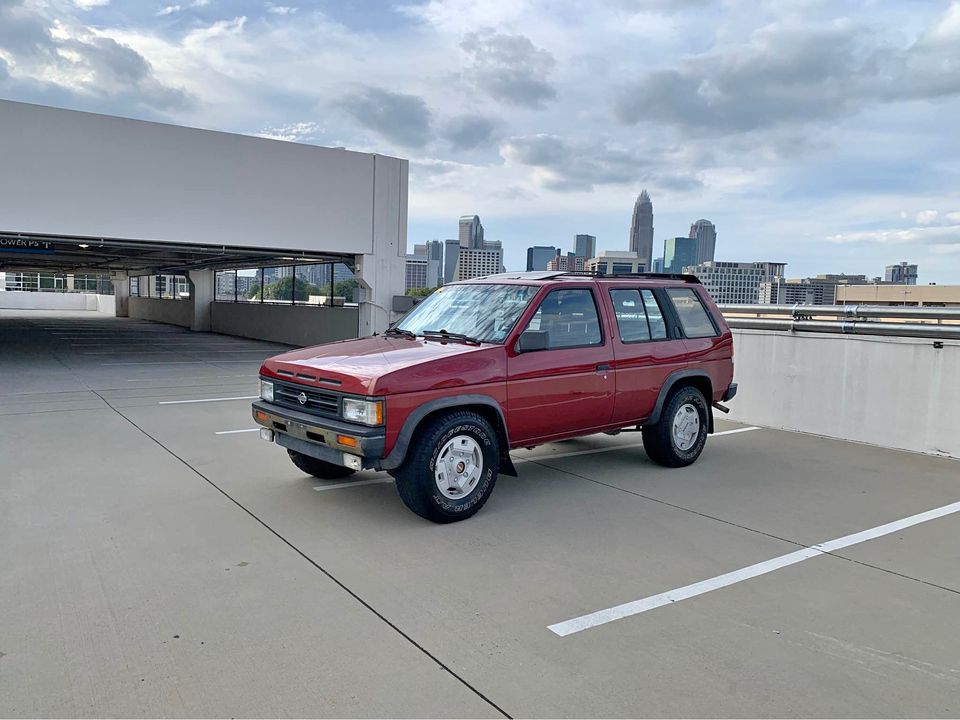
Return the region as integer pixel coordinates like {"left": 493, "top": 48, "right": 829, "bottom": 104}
{"left": 516, "top": 329, "right": 549, "bottom": 353}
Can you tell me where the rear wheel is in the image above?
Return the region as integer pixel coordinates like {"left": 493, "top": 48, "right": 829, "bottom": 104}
{"left": 287, "top": 449, "right": 356, "bottom": 480}
{"left": 393, "top": 410, "right": 500, "bottom": 523}
{"left": 642, "top": 386, "right": 709, "bottom": 467}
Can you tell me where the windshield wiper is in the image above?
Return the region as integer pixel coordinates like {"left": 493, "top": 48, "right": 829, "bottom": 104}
{"left": 421, "top": 329, "right": 482, "bottom": 345}
{"left": 385, "top": 327, "right": 416, "bottom": 339}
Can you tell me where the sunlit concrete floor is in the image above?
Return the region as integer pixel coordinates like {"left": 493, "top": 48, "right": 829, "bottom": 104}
{"left": 1, "top": 310, "right": 959, "bottom": 718}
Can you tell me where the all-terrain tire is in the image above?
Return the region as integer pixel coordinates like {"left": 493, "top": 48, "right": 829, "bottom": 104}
{"left": 287, "top": 449, "right": 356, "bottom": 480}
{"left": 393, "top": 410, "right": 500, "bottom": 523}
{"left": 642, "top": 386, "right": 709, "bottom": 468}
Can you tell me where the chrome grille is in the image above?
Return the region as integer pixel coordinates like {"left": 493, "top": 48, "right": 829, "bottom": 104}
{"left": 272, "top": 380, "right": 340, "bottom": 417}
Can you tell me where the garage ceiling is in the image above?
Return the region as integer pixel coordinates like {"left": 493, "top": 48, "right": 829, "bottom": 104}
{"left": 0, "top": 232, "right": 354, "bottom": 275}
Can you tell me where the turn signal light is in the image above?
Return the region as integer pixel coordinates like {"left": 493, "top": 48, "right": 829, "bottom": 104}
{"left": 255, "top": 410, "right": 269, "bottom": 423}
{"left": 337, "top": 435, "right": 359, "bottom": 448}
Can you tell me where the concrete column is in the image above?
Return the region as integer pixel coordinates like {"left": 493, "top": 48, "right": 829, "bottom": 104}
{"left": 111, "top": 272, "right": 129, "bottom": 317}
{"left": 188, "top": 269, "right": 214, "bottom": 332}
{"left": 357, "top": 154, "right": 407, "bottom": 337}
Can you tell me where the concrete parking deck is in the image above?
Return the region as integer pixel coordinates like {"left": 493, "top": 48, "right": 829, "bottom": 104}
{"left": 2, "top": 310, "right": 959, "bottom": 718}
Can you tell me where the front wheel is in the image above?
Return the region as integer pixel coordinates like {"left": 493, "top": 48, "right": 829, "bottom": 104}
{"left": 393, "top": 410, "right": 500, "bottom": 523}
{"left": 287, "top": 449, "right": 356, "bottom": 480}
{"left": 642, "top": 386, "right": 709, "bottom": 467}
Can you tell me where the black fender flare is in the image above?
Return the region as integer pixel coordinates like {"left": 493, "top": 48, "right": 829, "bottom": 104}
{"left": 647, "top": 369, "right": 715, "bottom": 433}
{"left": 377, "top": 394, "right": 517, "bottom": 476}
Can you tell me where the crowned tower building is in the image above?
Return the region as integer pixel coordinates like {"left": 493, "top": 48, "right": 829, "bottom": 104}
{"left": 628, "top": 190, "right": 654, "bottom": 269}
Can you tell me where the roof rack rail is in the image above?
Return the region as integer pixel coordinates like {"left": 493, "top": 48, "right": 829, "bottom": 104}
{"left": 559, "top": 271, "right": 701, "bottom": 284}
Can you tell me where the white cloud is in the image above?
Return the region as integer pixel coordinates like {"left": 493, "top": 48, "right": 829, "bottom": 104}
{"left": 73, "top": 0, "right": 110, "bottom": 9}
{"left": 915, "top": 210, "right": 939, "bottom": 225}
{"left": 827, "top": 224, "right": 960, "bottom": 247}
{"left": 157, "top": 0, "right": 209, "bottom": 16}
{"left": 266, "top": 4, "right": 297, "bottom": 15}
{"left": 255, "top": 121, "right": 321, "bottom": 142}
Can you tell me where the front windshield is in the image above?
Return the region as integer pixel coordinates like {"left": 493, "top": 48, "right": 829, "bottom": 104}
{"left": 394, "top": 284, "right": 537, "bottom": 344}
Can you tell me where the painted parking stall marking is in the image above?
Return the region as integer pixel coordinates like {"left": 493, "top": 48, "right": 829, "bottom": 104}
{"left": 548, "top": 499, "right": 960, "bottom": 637}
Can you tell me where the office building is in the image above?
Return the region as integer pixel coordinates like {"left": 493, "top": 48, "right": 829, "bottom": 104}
{"left": 425, "top": 240, "right": 443, "bottom": 288}
{"left": 405, "top": 255, "right": 428, "bottom": 292}
{"left": 759, "top": 273, "right": 870, "bottom": 305}
{"left": 456, "top": 246, "right": 503, "bottom": 280}
{"left": 585, "top": 251, "right": 646, "bottom": 275}
{"left": 443, "top": 238, "right": 460, "bottom": 284}
{"left": 546, "top": 251, "right": 584, "bottom": 272}
{"left": 574, "top": 234, "right": 596, "bottom": 260}
{"left": 628, "top": 190, "right": 654, "bottom": 269}
{"left": 837, "top": 283, "right": 960, "bottom": 307}
{"left": 652, "top": 257, "right": 664, "bottom": 273}
{"left": 685, "top": 261, "right": 786, "bottom": 305}
{"left": 662, "top": 237, "right": 698, "bottom": 274}
{"left": 885, "top": 262, "right": 918, "bottom": 285}
{"left": 689, "top": 219, "right": 717, "bottom": 264}
{"left": 526, "top": 245, "right": 557, "bottom": 271}
{"left": 458, "top": 215, "right": 485, "bottom": 249}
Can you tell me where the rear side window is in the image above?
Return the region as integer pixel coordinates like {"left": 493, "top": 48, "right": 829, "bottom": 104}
{"left": 525, "top": 288, "right": 602, "bottom": 349}
{"left": 609, "top": 289, "right": 668, "bottom": 342}
{"left": 666, "top": 288, "right": 719, "bottom": 338}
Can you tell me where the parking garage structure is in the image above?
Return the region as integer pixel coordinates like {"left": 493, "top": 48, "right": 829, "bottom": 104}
{"left": 0, "top": 99, "right": 407, "bottom": 345}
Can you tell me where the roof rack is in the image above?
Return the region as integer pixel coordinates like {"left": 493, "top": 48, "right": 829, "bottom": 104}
{"left": 559, "top": 271, "right": 701, "bottom": 284}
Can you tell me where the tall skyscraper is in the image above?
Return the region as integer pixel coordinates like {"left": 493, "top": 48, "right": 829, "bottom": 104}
{"left": 628, "top": 190, "right": 654, "bottom": 269}
{"left": 526, "top": 245, "right": 557, "bottom": 271}
{"left": 458, "top": 215, "right": 484, "bottom": 249}
{"left": 575, "top": 234, "right": 596, "bottom": 260}
{"left": 443, "top": 238, "right": 460, "bottom": 283}
{"left": 425, "top": 240, "right": 443, "bottom": 288}
{"left": 689, "top": 219, "right": 717, "bottom": 264}
{"left": 662, "top": 237, "right": 698, "bottom": 274}
{"left": 885, "top": 261, "right": 918, "bottom": 285}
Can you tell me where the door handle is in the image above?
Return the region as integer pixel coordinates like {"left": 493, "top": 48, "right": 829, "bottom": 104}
{"left": 596, "top": 364, "right": 610, "bottom": 373}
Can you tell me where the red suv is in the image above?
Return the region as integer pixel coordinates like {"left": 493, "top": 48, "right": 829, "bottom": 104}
{"left": 253, "top": 272, "right": 736, "bottom": 522}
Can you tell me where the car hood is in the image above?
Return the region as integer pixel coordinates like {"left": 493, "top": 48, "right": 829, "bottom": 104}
{"left": 259, "top": 335, "right": 505, "bottom": 395}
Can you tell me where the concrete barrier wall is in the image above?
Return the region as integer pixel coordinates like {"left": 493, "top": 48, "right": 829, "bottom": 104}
{"left": 94, "top": 294, "right": 116, "bottom": 315}
{"left": 128, "top": 296, "right": 193, "bottom": 328}
{"left": 211, "top": 302, "right": 358, "bottom": 347}
{"left": 0, "top": 290, "right": 93, "bottom": 310}
{"left": 728, "top": 329, "right": 960, "bottom": 459}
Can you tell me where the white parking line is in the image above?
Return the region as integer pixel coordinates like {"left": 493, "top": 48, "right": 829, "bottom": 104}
{"left": 517, "top": 426, "right": 760, "bottom": 463}
{"left": 548, "top": 499, "right": 960, "bottom": 637}
{"left": 159, "top": 395, "right": 258, "bottom": 405}
{"left": 313, "top": 478, "right": 394, "bottom": 491}
{"left": 215, "top": 428, "right": 260, "bottom": 435}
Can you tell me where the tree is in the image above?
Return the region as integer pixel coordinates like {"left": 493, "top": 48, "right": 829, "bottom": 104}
{"left": 247, "top": 276, "right": 319, "bottom": 302}
{"left": 316, "top": 279, "right": 360, "bottom": 300}
{"left": 405, "top": 286, "right": 437, "bottom": 297}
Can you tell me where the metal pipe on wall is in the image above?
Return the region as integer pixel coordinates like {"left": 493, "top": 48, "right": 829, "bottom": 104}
{"left": 725, "top": 316, "right": 960, "bottom": 340}
{"left": 719, "top": 304, "right": 960, "bottom": 321}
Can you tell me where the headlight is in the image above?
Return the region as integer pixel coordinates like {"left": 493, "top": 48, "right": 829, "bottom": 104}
{"left": 259, "top": 379, "right": 274, "bottom": 402}
{"left": 342, "top": 398, "right": 383, "bottom": 426}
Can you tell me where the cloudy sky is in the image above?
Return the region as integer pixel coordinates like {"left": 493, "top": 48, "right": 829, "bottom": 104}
{"left": 2, "top": 0, "right": 960, "bottom": 282}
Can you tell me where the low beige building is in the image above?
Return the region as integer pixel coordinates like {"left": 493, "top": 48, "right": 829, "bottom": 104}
{"left": 836, "top": 284, "right": 960, "bottom": 306}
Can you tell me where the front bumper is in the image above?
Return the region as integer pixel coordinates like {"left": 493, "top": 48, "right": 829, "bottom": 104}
{"left": 252, "top": 400, "right": 386, "bottom": 470}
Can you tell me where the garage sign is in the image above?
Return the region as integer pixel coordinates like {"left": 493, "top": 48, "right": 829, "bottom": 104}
{"left": 0, "top": 238, "right": 55, "bottom": 254}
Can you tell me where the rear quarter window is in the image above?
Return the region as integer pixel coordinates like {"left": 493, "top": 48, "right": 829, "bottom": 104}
{"left": 666, "top": 288, "right": 719, "bottom": 339}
